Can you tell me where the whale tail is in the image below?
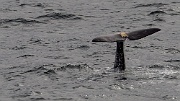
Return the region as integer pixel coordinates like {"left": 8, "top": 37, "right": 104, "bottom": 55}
{"left": 92, "top": 28, "right": 161, "bottom": 42}
{"left": 92, "top": 28, "right": 161, "bottom": 71}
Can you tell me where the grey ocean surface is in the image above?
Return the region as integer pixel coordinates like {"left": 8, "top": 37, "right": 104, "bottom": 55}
{"left": 0, "top": 0, "right": 180, "bottom": 101}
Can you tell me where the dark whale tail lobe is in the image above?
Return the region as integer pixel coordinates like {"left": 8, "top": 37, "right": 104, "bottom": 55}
{"left": 127, "top": 28, "right": 161, "bottom": 40}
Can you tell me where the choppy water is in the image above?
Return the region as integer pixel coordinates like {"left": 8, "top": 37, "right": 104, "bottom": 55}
{"left": 0, "top": 0, "right": 180, "bottom": 101}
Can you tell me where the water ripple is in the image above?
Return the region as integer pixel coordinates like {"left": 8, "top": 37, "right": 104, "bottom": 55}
{"left": 134, "top": 3, "right": 168, "bottom": 8}
{"left": 36, "top": 12, "right": 82, "bottom": 20}
{"left": 0, "top": 18, "right": 42, "bottom": 25}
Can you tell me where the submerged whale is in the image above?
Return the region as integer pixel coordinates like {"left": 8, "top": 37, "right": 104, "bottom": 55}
{"left": 92, "top": 28, "right": 161, "bottom": 71}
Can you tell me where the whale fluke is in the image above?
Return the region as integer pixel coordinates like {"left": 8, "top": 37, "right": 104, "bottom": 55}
{"left": 92, "top": 28, "right": 161, "bottom": 71}
{"left": 92, "top": 28, "right": 161, "bottom": 42}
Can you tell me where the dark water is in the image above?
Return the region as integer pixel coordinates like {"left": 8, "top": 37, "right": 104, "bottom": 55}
{"left": 0, "top": 0, "right": 180, "bottom": 101}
